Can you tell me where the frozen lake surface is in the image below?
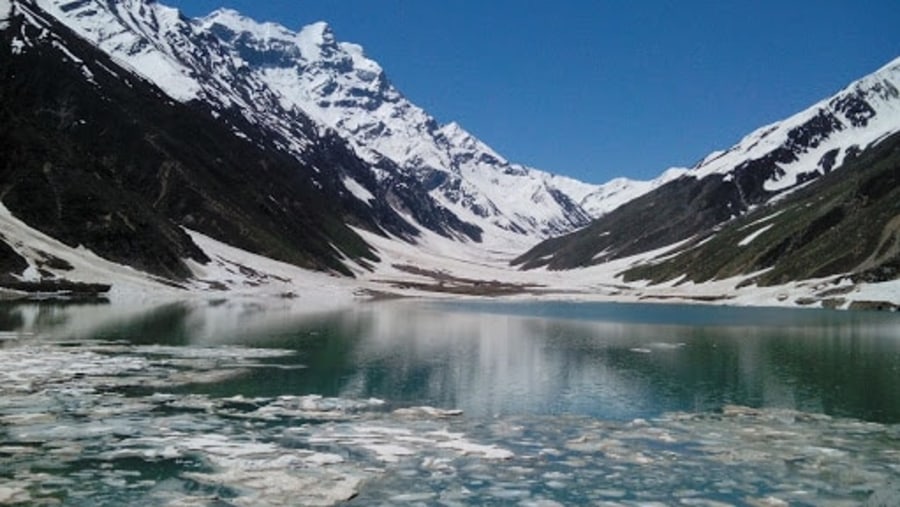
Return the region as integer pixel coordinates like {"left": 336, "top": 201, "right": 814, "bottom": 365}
{"left": 0, "top": 299, "right": 898, "bottom": 505}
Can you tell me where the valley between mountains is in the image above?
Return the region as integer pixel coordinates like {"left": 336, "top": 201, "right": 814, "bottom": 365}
{"left": 1, "top": 0, "right": 898, "bottom": 310}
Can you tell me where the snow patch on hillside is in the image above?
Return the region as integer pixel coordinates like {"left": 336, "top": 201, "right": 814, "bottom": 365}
{"left": 4, "top": 195, "right": 894, "bottom": 312}
{"left": 0, "top": 0, "right": 13, "bottom": 29}
{"left": 853, "top": 279, "right": 900, "bottom": 305}
{"left": 183, "top": 229, "right": 357, "bottom": 306}
{"left": 738, "top": 224, "right": 774, "bottom": 247}
{"left": 342, "top": 177, "right": 375, "bottom": 204}
{"left": 0, "top": 203, "right": 174, "bottom": 297}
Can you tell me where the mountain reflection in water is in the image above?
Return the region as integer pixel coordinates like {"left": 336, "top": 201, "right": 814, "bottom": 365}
{"left": 3, "top": 299, "right": 898, "bottom": 422}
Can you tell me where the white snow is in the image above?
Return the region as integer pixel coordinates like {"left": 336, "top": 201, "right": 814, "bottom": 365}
{"left": 50, "top": 39, "right": 96, "bottom": 82}
{"left": 341, "top": 176, "right": 375, "bottom": 204}
{"left": 296, "top": 21, "right": 334, "bottom": 62}
{"left": 202, "top": 8, "right": 291, "bottom": 40}
{"left": 182, "top": 228, "right": 357, "bottom": 305}
{"left": 852, "top": 278, "right": 900, "bottom": 305}
{"left": 0, "top": 0, "right": 13, "bottom": 29}
{"left": 550, "top": 167, "right": 689, "bottom": 216}
{"left": 434, "top": 438, "right": 514, "bottom": 460}
{"left": 738, "top": 224, "right": 774, "bottom": 247}
{"left": 0, "top": 202, "right": 177, "bottom": 297}
{"left": 742, "top": 209, "right": 787, "bottom": 229}
{"left": 34, "top": 0, "right": 202, "bottom": 102}
{"left": 690, "top": 56, "right": 900, "bottom": 195}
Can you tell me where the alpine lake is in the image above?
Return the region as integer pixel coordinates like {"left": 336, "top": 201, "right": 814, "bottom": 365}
{"left": 1, "top": 298, "right": 899, "bottom": 506}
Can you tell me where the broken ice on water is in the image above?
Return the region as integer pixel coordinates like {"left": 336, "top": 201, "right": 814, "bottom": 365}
{"left": 0, "top": 339, "right": 898, "bottom": 506}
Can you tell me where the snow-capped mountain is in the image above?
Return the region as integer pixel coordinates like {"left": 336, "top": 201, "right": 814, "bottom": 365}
{"left": 199, "top": 8, "right": 638, "bottom": 241}
{"left": 690, "top": 57, "right": 900, "bottom": 191}
{"left": 1, "top": 0, "right": 454, "bottom": 282}
{"left": 515, "top": 56, "right": 900, "bottom": 275}
{"left": 5, "top": 0, "right": 898, "bottom": 302}
{"left": 197, "top": 8, "right": 598, "bottom": 239}
{"left": 19, "top": 0, "right": 477, "bottom": 245}
{"left": 548, "top": 167, "right": 689, "bottom": 217}
{"left": 31, "top": 0, "right": 320, "bottom": 157}
{"left": 25, "top": 0, "right": 669, "bottom": 247}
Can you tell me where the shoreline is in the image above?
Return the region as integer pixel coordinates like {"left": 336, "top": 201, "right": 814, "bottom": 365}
{"left": 1, "top": 210, "right": 896, "bottom": 313}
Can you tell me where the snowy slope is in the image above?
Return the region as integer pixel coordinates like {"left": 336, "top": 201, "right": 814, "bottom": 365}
{"left": 0, "top": 200, "right": 358, "bottom": 305}
{"left": 0, "top": 0, "right": 13, "bottom": 29}
{"left": 26, "top": 0, "right": 678, "bottom": 248}
{"left": 515, "top": 55, "right": 900, "bottom": 276}
{"left": 0, "top": 202, "right": 176, "bottom": 297}
{"left": 196, "top": 9, "right": 693, "bottom": 239}
{"left": 34, "top": 0, "right": 202, "bottom": 101}
{"left": 32, "top": 0, "right": 329, "bottom": 162}
{"left": 549, "top": 167, "right": 689, "bottom": 217}
{"left": 689, "top": 57, "right": 900, "bottom": 192}
{"left": 197, "top": 8, "right": 604, "bottom": 240}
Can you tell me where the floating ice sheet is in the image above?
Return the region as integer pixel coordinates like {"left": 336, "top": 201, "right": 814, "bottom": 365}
{"left": 0, "top": 340, "right": 897, "bottom": 506}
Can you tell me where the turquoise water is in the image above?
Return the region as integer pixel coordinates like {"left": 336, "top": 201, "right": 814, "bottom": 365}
{"left": 179, "top": 300, "right": 900, "bottom": 422}
{"left": 0, "top": 299, "right": 898, "bottom": 505}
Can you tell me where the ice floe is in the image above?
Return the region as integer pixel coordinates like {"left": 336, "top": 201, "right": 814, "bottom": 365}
{"left": 0, "top": 339, "right": 898, "bottom": 505}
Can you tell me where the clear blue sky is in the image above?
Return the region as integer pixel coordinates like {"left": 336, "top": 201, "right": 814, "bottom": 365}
{"left": 170, "top": 0, "right": 899, "bottom": 183}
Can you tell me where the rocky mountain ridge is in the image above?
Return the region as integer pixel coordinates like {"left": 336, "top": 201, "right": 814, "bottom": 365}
{"left": 514, "top": 57, "right": 900, "bottom": 289}
{"left": 28, "top": 0, "right": 673, "bottom": 245}
{"left": 1, "top": 0, "right": 898, "bottom": 303}
{"left": 0, "top": 0, "right": 422, "bottom": 282}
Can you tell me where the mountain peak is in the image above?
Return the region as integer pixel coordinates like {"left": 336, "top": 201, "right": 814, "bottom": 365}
{"left": 203, "top": 7, "right": 246, "bottom": 25}
{"left": 200, "top": 9, "right": 335, "bottom": 46}
{"left": 439, "top": 121, "right": 467, "bottom": 139}
{"left": 300, "top": 20, "right": 334, "bottom": 44}
{"left": 200, "top": 11, "right": 342, "bottom": 66}
{"left": 200, "top": 7, "right": 293, "bottom": 41}
{"left": 296, "top": 20, "right": 338, "bottom": 60}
